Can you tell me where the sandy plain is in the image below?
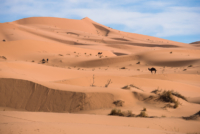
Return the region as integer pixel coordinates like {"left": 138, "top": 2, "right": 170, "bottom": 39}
{"left": 0, "top": 17, "right": 200, "bottom": 134}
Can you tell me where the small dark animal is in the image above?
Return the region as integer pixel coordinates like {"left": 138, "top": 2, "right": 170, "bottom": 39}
{"left": 98, "top": 52, "right": 102, "bottom": 55}
{"left": 2, "top": 39, "right": 6, "bottom": 42}
{"left": 47, "top": 58, "right": 48, "bottom": 63}
{"left": 148, "top": 67, "right": 157, "bottom": 74}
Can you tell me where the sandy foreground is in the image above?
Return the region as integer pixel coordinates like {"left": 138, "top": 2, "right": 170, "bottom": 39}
{"left": 0, "top": 17, "right": 200, "bottom": 134}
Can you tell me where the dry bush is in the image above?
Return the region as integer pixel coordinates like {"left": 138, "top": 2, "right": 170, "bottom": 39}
{"left": 130, "top": 84, "right": 144, "bottom": 91}
{"left": 109, "top": 109, "right": 135, "bottom": 117}
{"left": 137, "top": 111, "right": 148, "bottom": 117}
{"left": 183, "top": 111, "right": 200, "bottom": 120}
{"left": 120, "top": 67, "right": 126, "bottom": 69}
{"left": 113, "top": 100, "right": 124, "bottom": 107}
{"left": 171, "top": 91, "right": 187, "bottom": 101}
{"left": 152, "top": 90, "right": 186, "bottom": 109}
{"left": 164, "top": 103, "right": 174, "bottom": 109}
{"left": 142, "top": 107, "right": 146, "bottom": 111}
{"left": 174, "top": 100, "right": 179, "bottom": 108}
{"left": 122, "top": 85, "right": 131, "bottom": 90}
{"left": 188, "top": 65, "right": 193, "bottom": 67}
{"left": 159, "top": 91, "right": 176, "bottom": 103}
{"left": 109, "top": 109, "right": 123, "bottom": 116}
{"left": 105, "top": 79, "right": 112, "bottom": 87}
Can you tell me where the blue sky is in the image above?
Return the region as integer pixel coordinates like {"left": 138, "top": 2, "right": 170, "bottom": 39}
{"left": 0, "top": 0, "right": 200, "bottom": 43}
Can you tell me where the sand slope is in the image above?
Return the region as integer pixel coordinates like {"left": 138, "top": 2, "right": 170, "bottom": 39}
{"left": 0, "top": 17, "right": 200, "bottom": 134}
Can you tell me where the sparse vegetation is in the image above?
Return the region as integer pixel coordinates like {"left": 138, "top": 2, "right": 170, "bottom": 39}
{"left": 152, "top": 89, "right": 187, "bottom": 102}
{"left": 161, "top": 115, "right": 166, "bottom": 118}
{"left": 0, "top": 56, "right": 7, "bottom": 60}
{"left": 109, "top": 109, "right": 123, "bottom": 116}
{"left": 105, "top": 79, "right": 112, "bottom": 87}
{"left": 91, "top": 74, "right": 95, "bottom": 87}
{"left": 159, "top": 90, "right": 176, "bottom": 103}
{"left": 120, "top": 67, "right": 126, "bottom": 69}
{"left": 121, "top": 85, "right": 131, "bottom": 89}
{"left": 142, "top": 107, "right": 146, "bottom": 111}
{"left": 109, "top": 109, "right": 135, "bottom": 117}
{"left": 109, "top": 108, "right": 150, "bottom": 118}
{"left": 137, "top": 111, "right": 148, "bottom": 117}
{"left": 113, "top": 100, "right": 124, "bottom": 107}
{"left": 136, "top": 61, "right": 140, "bottom": 64}
{"left": 151, "top": 89, "right": 187, "bottom": 109}
{"left": 174, "top": 100, "right": 179, "bottom": 108}
{"left": 188, "top": 65, "right": 193, "bottom": 67}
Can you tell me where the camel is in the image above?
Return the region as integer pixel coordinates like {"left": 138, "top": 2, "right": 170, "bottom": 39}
{"left": 148, "top": 67, "right": 157, "bottom": 74}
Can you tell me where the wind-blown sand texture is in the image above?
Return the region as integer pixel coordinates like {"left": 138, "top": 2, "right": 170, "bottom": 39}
{"left": 0, "top": 17, "right": 200, "bottom": 134}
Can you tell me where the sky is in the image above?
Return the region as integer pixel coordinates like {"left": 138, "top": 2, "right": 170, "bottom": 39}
{"left": 0, "top": 0, "right": 200, "bottom": 43}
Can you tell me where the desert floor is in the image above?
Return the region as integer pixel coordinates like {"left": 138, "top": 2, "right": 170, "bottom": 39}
{"left": 0, "top": 17, "right": 200, "bottom": 134}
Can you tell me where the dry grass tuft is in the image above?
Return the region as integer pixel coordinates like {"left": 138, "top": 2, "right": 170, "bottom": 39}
{"left": 113, "top": 100, "right": 124, "bottom": 107}
{"left": 159, "top": 90, "right": 176, "bottom": 103}
{"left": 142, "top": 107, "right": 146, "bottom": 111}
{"left": 109, "top": 109, "right": 136, "bottom": 117}
{"left": 122, "top": 85, "right": 131, "bottom": 89}
{"left": 151, "top": 89, "right": 187, "bottom": 109}
{"left": 137, "top": 111, "right": 148, "bottom": 117}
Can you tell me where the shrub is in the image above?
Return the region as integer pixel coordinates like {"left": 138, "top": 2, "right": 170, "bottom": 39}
{"left": 120, "top": 67, "right": 126, "bottom": 69}
{"left": 109, "top": 109, "right": 123, "bottom": 116}
{"left": 109, "top": 109, "right": 135, "bottom": 117}
{"left": 137, "top": 111, "right": 148, "bottom": 117}
{"left": 171, "top": 91, "right": 187, "bottom": 101}
{"left": 174, "top": 100, "right": 179, "bottom": 108}
{"left": 122, "top": 85, "right": 131, "bottom": 89}
{"left": 159, "top": 91, "right": 176, "bottom": 103}
{"left": 113, "top": 100, "right": 124, "bottom": 107}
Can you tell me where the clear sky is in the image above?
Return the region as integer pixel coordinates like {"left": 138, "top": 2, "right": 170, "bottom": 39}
{"left": 0, "top": 0, "right": 200, "bottom": 43}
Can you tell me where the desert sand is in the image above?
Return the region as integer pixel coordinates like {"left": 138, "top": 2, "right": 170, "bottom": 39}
{"left": 0, "top": 17, "right": 200, "bottom": 134}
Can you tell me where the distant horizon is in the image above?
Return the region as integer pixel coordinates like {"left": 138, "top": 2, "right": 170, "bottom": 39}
{"left": 1, "top": 0, "right": 199, "bottom": 43}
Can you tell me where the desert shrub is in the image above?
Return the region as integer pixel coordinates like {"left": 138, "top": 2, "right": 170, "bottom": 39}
{"left": 113, "top": 100, "right": 124, "bottom": 107}
{"left": 105, "top": 79, "right": 112, "bottom": 87}
{"left": 130, "top": 84, "right": 144, "bottom": 91}
{"left": 120, "top": 67, "right": 126, "bottom": 69}
{"left": 174, "top": 100, "right": 179, "bottom": 108}
{"left": 143, "top": 108, "right": 146, "bottom": 111}
{"left": 122, "top": 85, "right": 131, "bottom": 89}
{"left": 164, "top": 103, "right": 174, "bottom": 108}
{"left": 171, "top": 91, "right": 187, "bottom": 101}
{"left": 137, "top": 111, "right": 148, "bottom": 117}
{"left": 109, "top": 109, "right": 135, "bottom": 117}
{"left": 153, "top": 89, "right": 187, "bottom": 101}
{"left": 151, "top": 89, "right": 162, "bottom": 95}
{"left": 188, "top": 65, "right": 193, "bottom": 67}
{"left": 159, "top": 91, "right": 176, "bottom": 103}
{"left": 161, "top": 115, "right": 166, "bottom": 118}
{"left": 109, "top": 109, "right": 123, "bottom": 116}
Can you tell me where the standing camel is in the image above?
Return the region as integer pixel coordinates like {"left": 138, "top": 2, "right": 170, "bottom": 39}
{"left": 148, "top": 67, "right": 157, "bottom": 74}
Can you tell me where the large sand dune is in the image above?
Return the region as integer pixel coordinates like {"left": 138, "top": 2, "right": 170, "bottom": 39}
{"left": 0, "top": 17, "right": 200, "bottom": 134}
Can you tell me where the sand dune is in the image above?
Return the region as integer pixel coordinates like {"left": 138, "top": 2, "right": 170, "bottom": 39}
{"left": 0, "top": 17, "right": 200, "bottom": 134}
